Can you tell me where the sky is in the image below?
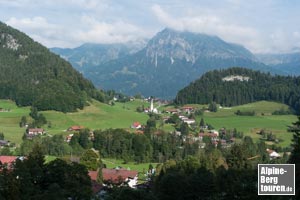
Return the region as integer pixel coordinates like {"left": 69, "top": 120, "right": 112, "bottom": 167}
{"left": 0, "top": 0, "right": 300, "bottom": 53}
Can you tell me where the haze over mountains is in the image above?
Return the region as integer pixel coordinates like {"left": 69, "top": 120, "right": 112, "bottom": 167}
{"left": 51, "top": 28, "right": 297, "bottom": 99}
{"left": 256, "top": 52, "right": 300, "bottom": 76}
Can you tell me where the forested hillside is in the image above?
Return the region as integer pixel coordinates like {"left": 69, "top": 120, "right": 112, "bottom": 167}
{"left": 0, "top": 22, "right": 105, "bottom": 112}
{"left": 175, "top": 67, "right": 300, "bottom": 113}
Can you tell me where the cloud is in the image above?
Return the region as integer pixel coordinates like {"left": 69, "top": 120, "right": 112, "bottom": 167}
{"left": 151, "top": 4, "right": 264, "bottom": 52}
{"left": 75, "top": 16, "right": 148, "bottom": 44}
{"left": 6, "top": 17, "right": 72, "bottom": 47}
{"left": 5, "top": 16, "right": 149, "bottom": 48}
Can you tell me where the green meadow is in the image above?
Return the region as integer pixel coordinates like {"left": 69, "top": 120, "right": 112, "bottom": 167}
{"left": 200, "top": 101, "right": 297, "bottom": 147}
{"left": 0, "top": 99, "right": 297, "bottom": 148}
{"left": 0, "top": 99, "right": 150, "bottom": 146}
{"left": 0, "top": 100, "right": 31, "bottom": 145}
{"left": 161, "top": 101, "right": 297, "bottom": 147}
{"left": 102, "top": 158, "right": 158, "bottom": 173}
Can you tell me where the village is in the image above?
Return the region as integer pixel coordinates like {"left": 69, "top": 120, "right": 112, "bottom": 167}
{"left": 0, "top": 98, "right": 284, "bottom": 197}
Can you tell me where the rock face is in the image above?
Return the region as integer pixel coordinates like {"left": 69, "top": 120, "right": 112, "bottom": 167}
{"left": 53, "top": 28, "right": 277, "bottom": 99}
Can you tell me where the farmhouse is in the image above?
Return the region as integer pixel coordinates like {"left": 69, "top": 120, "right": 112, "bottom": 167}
{"left": 181, "top": 106, "right": 194, "bottom": 113}
{"left": 0, "top": 156, "right": 24, "bottom": 169}
{"left": 89, "top": 168, "right": 138, "bottom": 189}
{"left": 165, "top": 108, "right": 179, "bottom": 114}
{"left": 28, "top": 128, "right": 45, "bottom": 136}
{"left": 68, "top": 125, "right": 84, "bottom": 131}
{"left": 131, "top": 122, "right": 141, "bottom": 129}
{"left": 65, "top": 134, "right": 74, "bottom": 142}
{"left": 0, "top": 140, "right": 9, "bottom": 147}
{"left": 183, "top": 118, "right": 195, "bottom": 125}
{"left": 198, "top": 133, "right": 219, "bottom": 142}
{"left": 266, "top": 149, "right": 281, "bottom": 159}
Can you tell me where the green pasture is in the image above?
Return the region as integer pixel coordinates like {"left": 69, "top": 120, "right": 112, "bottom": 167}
{"left": 0, "top": 100, "right": 30, "bottom": 145}
{"left": 201, "top": 101, "right": 297, "bottom": 147}
{"left": 0, "top": 99, "right": 150, "bottom": 145}
{"left": 0, "top": 99, "right": 297, "bottom": 148}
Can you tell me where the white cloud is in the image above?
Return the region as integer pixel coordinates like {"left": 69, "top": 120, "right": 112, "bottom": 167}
{"left": 6, "top": 17, "right": 72, "bottom": 47}
{"left": 151, "top": 4, "right": 264, "bottom": 52}
{"left": 5, "top": 16, "right": 149, "bottom": 48}
{"left": 75, "top": 16, "right": 149, "bottom": 44}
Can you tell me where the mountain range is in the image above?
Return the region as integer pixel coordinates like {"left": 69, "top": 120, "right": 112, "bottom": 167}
{"left": 52, "top": 28, "right": 282, "bottom": 99}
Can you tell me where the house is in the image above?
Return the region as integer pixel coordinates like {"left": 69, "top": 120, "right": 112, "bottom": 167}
{"left": 198, "top": 133, "right": 219, "bottom": 143}
{"left": 68, "top": 125, "right": 84, "bottom": 131}
{"left": 183, "top": 119, "right": 195, "bottom": 125}
{"left": 88, "top": 170, "right": 104, "bottom": 194}
{"left": 208, "top": 130, "right": 219, "bottom": 136}
{"left": 131, "top": 122, "right": 141, "bottom": 129}
{"left": 165, "top": 108, "right": 179, "bottom": 114}
{"left": 266, "top": 149, "right": 281, "bottom": 159}
{"left": 181, "top": 106, "right": 194, "bottom": 113}
{"left": 0, "top": 156, "right": 18, "bottom": 169}
{"left": 0, "top": 140, "right": 9, "bottom": 147}
{"left": 89, "top": 168, "right": 138, "bottom": 189}
{"left": 65, "top": 134, "right": 74, "bottom": 142}
{"left": 103, "top": 168, "right": 138, "bottom": 188}
{"left": 28, "top": 128, "right": 45, "bottom": 136}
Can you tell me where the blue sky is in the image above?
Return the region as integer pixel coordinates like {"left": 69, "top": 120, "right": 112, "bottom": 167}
{"left": 0, "top": 0, "right": 300, "bottom": 53}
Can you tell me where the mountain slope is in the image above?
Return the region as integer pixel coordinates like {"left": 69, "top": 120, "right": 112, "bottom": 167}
{"left": 256, "top": 52, "right": 300, "bottom": 75}
{"left": 175, "top": 67, "right": 300, "bottom": 113}
{"left": 82, "top": 28, "right": 276, "bottom": 98}
{"left": 50, "top": 40, "right": 147, "bottom": 72}
{"left": 0, "top": 21, "right": 105, "bottom": 112}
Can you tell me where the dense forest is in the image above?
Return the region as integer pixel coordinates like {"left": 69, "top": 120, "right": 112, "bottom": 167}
{"left": 0, "top": 21, "right": 106, "bottom": 112}
{"left": 175, "top": 67, "right": 300, "bottom": 113}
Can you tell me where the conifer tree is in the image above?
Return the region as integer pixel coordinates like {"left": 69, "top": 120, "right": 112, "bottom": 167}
{"left": 288, "top": 116, "right": 300, "bottom": 198}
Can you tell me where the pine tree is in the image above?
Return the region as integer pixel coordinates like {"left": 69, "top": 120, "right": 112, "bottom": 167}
{"left": 288, "top": 116, "right": 300, "bottom": 198}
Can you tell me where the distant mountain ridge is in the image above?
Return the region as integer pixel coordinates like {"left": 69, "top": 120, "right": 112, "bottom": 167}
{"left": 0, "top": 21, "right": 105, "bottom": 112}
{"left": 52, "top": 28, "right": 278, "bottom": 99}
{"left": 51, "top": 40, "right": 147, "bottom": 71}
{"left": 256, "top": 52, "right": 300, "bottom": 75}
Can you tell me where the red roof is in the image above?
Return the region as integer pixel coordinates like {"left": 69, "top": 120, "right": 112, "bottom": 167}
{"left": 198, "top": 133, "right": 218, "bottom": 137}
{"left": 28, "top": 128, "right": 44, "bottom": 132}
{"left": 132, "top": 122, "right": 141, "bottom": 128}
{"left": 88, "top": 171, "right": 103, "bottom": 193}
{"left": 103, "top": 168, "right": 138, "bottom": 183}
{"left": 89, "top": 168, "right": 138, "bottom": 184}
{"left": 0, "top": 156, "right": 17, "bottom": 168}
{"left": 89, "top": 170, "right": 98, "bottom": 181}
{"left": 69, "top": 126, "right": 84, "bottom": 131}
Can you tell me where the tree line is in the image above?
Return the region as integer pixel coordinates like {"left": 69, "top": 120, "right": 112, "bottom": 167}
{"left": 175, "top": 67, "right": 300, "bottom": 114}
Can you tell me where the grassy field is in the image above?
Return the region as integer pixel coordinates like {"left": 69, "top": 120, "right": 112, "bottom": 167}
{"left": 160, "top": 101, "right": 297, "bottom": 147}
{"left": 0, "top": 100, "right": 31, "bottom": 145}
{"left": 102, "top": 158, "right": 158, "bottom": 173}
{"left": 199, "top": 101, "right": 297, "bottom": 147}
{"left": 42, "top": 100, "right": 150, "bottom": 134}
{"left": 102, "top": 158, "right": 159, "bottom": 182}
{"left": 0, "top": 99, "right": 150, "bottom": 145}
{"left": 0, "top": 99, "right": 297, "bottom": 148}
